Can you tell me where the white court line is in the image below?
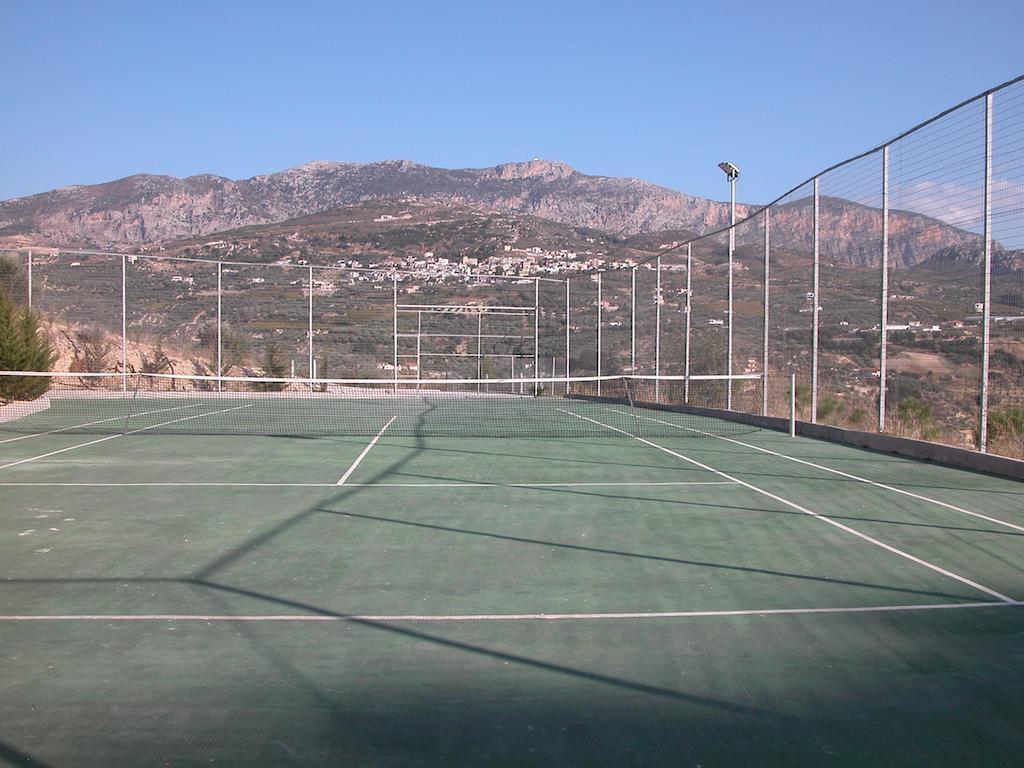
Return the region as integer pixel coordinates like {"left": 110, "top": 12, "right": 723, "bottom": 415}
{"left": 0, "top": 403, "right": 203, "bottom": 445}
{"left": 0, "top": 600, "right": 1017, "bottom": 623}
{"left": 336, "top": 416, "right": 396, "bottom": 485}
{"left": 619, "top": 409, "right": 1024, "bottom": 534}
{"left": 559, "top": 409, "right": 1016, "bottom": 604}
{"left": 0, "top": 480, "right": 736, "bottom": 488}
{"left": 0, "top": 404, "right": 253, "bottom": 472}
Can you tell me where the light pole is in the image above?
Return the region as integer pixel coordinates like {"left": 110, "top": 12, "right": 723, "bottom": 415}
{"left": 718, "top": 161, "right": 740, "bottom": 409}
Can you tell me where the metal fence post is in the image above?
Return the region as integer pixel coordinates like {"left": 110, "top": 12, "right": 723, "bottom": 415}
{"left": 27, "top": 250, "right": 33, "bottom": 308}
{"left": 307, "top": 265, "right": 314, "bottom": 388}
{"left": 476, "top": 311, "right": 483, "bottom": 391}
{"left": 217, "top": 259, "right": 223, "bottom": 391}
{"left": 980, "top": 92, "right": 994, "bottom": 453}
{"left": 392, "top": 270, "right": 398, "bottom": 392}
{"left": 533, "top": 277, "right": 540, "bottom": 395}
{"left": 121, "top": 254, "right": 127, "bottom": 391}
{"left": 630, "top": 265, "right": 636, "bottom": 371}
{"left": 655, "top": 256, "right": 662, "bottom": 401}
{"left": 762, "top": 207, "right": 770, "bottom": 416}
{"left": 565, "top": 279, "right": 570, "bottom": 394}
{"left": 727, "top": 189, "right": 735, "bottom": 410}
{"left": 811, "top": 177, "right": 820, "bottom": 423}
{"left": 789, "top": 373, "right": 797, "bottom": 438}
{"left": 879, "top": 146, "right": 889, "bottom": 431}
{"left": 684, "top": 243, "right": 692, "bottom": 403}
{"left": 596, "top": 272, "right": 603, "bottom": 395}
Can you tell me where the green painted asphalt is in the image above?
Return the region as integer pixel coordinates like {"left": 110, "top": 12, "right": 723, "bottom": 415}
{"left": 1, "top": 412, "right": 1023, "bottom": 765}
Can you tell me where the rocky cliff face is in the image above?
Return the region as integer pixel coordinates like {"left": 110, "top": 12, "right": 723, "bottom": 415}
{"left": 0, "top": 159, "right": 983, "bottom": 267}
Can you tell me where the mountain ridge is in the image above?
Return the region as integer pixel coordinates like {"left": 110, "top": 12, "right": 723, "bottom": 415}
{"left": 0, "top": 158, "right": 988, "bottom": 268}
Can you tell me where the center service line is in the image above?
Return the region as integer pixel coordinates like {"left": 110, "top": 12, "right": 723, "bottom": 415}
{"left": 337, "top": 416, "right": 396, "bottom": 485}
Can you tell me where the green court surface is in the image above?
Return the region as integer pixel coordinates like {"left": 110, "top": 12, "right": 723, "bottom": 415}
{"left": 2, "top": 404, "right": 1024, "bottom": 766}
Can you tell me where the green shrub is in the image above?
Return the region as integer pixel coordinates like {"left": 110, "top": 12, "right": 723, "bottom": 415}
{"left": 254, "top": 342, "right": 288, "bottom": 392}
{"left": 0, "top": 294, "right": 55, "bottom": 403}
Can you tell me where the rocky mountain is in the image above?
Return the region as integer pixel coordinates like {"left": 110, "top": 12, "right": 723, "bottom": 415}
{"left": 0, "top": 159, "right": 988, "bottom": 268}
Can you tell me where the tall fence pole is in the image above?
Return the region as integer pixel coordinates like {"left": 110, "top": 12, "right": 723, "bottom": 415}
{"left": 565, "top": 279, "right": 570, "bottom": 394}
{"left": 684, "top": 243, "right": 692, "bottom": 403}
{"left": 811, "top": 176, "right": 820, "bottom": 423}
{"left": 307, "top": 265, "right": 314, "bottom": 388}
{"left": 879, "top": 146, "right": 890, "bottom": 431}
{"left": 630, "top": 265, "right": 637, "bottom": 370}
{"left": 121, "top": 254, "right": 127, "bottom": 391}
{"left": 416, "top": 310, "right": 422, "bottom": 387}
{"left": 392, "top": 270, "right": 398, "bottom": 393}
{"left": 727, "top": 178, "right": 735, "bottom": 410}
{"left": 762, "top": 207, "right": 771, "bottom": 416}
{"left": 26, "top": 251, "right": 33, "bottom": 308}
{"left": 476, "top": 311, "right": 483, "bottom": 392}
{"left": 533, "top": 277, "right": 540, "bottom": 395}
{"left": 655, "top": 256, "right": 662, "bottom": 401}
{"left": 597, "top": 272, "right": 603, "bottom": 395}
{"left": 217, "top": 259, "right": 223, "bottom": 392}
{"left": 979, "top": 92, "right": 994, "bottom": 453}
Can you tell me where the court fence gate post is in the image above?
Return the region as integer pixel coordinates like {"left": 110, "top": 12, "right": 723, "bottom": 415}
{"left": 879, "top": 146, "right": 890, "bottom": 431}
{"left": 979, "top": 92, "right": 994, "bottom": 453}
{"left": 811, "top": 177, "right": 820, "bottom": 423}
{"left": 762, "top": 207, "right": 770, "bottom": 416}
{"left": 684, "top": 243, "right": 692, "bottom": 404}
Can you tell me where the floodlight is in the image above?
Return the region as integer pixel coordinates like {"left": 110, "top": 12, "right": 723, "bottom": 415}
{"left": 718, "top": 161, "right": 740, "bottom": 180}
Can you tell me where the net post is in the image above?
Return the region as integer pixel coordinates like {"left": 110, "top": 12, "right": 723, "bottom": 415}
{"left": 26, "top": 250, "right": 32, "bottom": 308}
{"left": 762, "top": 207, "right": 770, "bottom": 416}
{"left": 879, "top": 146, "right": 889, "bottom": 431}
{"left": 533, "top": 277, "right": 540, "bottom": 396}
{"left": 307, "top": 265, "right": 314, "bottom": 391}
{"left": 392, "top": 270, "right": 398, "bottom": 393}
{"left": 979, "top": 92, "right": 994, "bottom": 453}
{"left": 217, "top": 258, "right": 223, "bottom": 392}
{"left": 121, "top": 253, "right": 127, "bottom": 392}
{"left": 655, "top": 256, "right": 662, "bottom": 402}
{"left": 684, "top": 243, "right": 692, "bottom": 403}
{"left": 811, "top": 176, "right": 820, "bottom": 423}
{"left": 789, "top": 373, "right": 797, "bottom": 438}
{"left": 596, "top": 272, "right": 602, "bottom": 396}
{"left": 630, "top": 265, "right": 636, "bottom": 370}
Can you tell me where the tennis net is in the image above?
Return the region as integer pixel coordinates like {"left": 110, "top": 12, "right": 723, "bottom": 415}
{"left": 0, "top": 371, "right": 764, "bottom": 438}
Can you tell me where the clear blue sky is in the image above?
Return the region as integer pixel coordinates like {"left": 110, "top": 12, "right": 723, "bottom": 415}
{"left": 4, "top": 0, "right": 1021, "bottom": 205}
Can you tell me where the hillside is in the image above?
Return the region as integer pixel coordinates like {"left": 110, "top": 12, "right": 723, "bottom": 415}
{"left": 0, "top": 159, "right": 988, "bottom": 268}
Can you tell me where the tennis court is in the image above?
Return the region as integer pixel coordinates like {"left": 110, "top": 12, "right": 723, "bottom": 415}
{"left": 2, "top": 379, "right": 1024, "bottom": 766}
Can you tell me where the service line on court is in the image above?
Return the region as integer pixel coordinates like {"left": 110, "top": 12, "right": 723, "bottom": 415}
{"left": 0, "top": 404, "right": 253, "bottom": 472}
{"left": 0, "top": 402, "right": 204, "bottom": 446}
{"left": 0, "top": 480, "right": 735, "bottom": 488}
{"left": 0, "top": 600, "right": 1018, "bottom": 623}
{"left": 616, "top": 409, "right": 1024, "bottom": 534}
{"left": 336, "top": 416, "right": 396, "bottom": 485}
{"left": 558, "top": 409, "right": 1016, "bottom": 604}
